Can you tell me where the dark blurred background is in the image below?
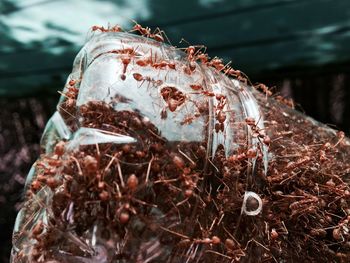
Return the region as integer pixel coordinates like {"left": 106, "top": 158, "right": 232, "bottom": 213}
{"left": 1, "top": 0, "right": 350, "bottom": 261}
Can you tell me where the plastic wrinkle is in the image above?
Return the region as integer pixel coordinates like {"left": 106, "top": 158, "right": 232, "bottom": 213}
{"left": 233, "top": 79, "right": 269, "bottom": 175}
{"left": 51, "top": 112, "right": 72, "bottom": 139}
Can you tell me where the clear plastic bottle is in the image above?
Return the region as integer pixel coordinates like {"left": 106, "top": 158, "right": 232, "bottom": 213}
{"left": 11, "top": 32, "right": 350, "bottom": 262}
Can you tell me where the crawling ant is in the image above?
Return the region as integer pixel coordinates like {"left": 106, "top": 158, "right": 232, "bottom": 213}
{"left": 152, "top": 61, "right": 167, "bottom": 69}
{"left": 201, "top": 90, "right": 215, "bottom": 97}
{"left": 160, "top": 86, "right": 186, "bottom": 112}
{"left": 136, "top": 57, "right": 152, "bottom": 67}
{"left": 90, "top": 46, "right": 140, "bottom": 81}
{"left": 285, "top": 156, "right": 311, "bottom": 171}
{"left": 255, "top": 83, "right": 272, "bottom": 97}
{"left": 334, "top": 131, "right": 345, "bottom": 147}
{"left": 207, "top": 57, "right": 225, "bottom": 71}
{"left": 132, "top": 22, "right": 150, "bottom": 36}
{"left": 224, "top": 67, "right": 241, "bottom": 77}
{"left": 110, "top": 47, "right": 139, "bottom": 56}
{"left": 185, "top": 46, "right": 196, "bottom": 61}
{"left": 133, "top": 73, "right": 144, "bottom": 82}
{"left": 131, "top": 21, "right": 166, "bottom": 42}
{"left": 109, "top": 25, "right": 123, "bottom": 32}
{"left": 231, "top": 69, "right": 249, "bottom": 83}
{"left": 92, "top": 25, "right": 108, "bottom": 32}
{"left": 197, "top": 53, "right": 210, "bottom": 64}
{"left": 216, "top": 111, "right": 226, "bottom": 124}
{"left": 183, "top": 45, "right": 208, "bottom": 74}
{"left": 180, "top": 114, "right": 197, "bottom": 125}
{"left": 211, "top": 93, "right": 227, "bottom": 132}
{"left": 132, "top": 73, "right": 163, "bottom": 87}
{"left": 190, "top": 84, "right": 203, "bottom": 91}
{"left": 215, "top": 93, "right": 227, "bottom": 111}
{"left": 183, "top": 44, "right": 207, "bottom": 62}
{"left": 223, "top": 67, "right": 251, "bottom": 85}
{"left": 120, "top": 56, "right": 131, "bottom": 80}
{"left": 68, "top": 79, "right": 76, "bottom": 86}
{"left": 135, "top": 54, "right": 158, "bottom": 68}
{"left": 30, "top": 179, "right": 42, "bottom": 193}
{"left": 91, "top": 24, "right": 123, "bottom": 33}
{"left": 245, "top": 117, "right": 271, "bottom": 147}
{"left": 215, "top": 123, "right": 225, "bottom": 133}
{"left": 275, "top": 95, "right": 294, "bottom": 108}
{"left": 152, "top": 60, "right": 176, "bottom": 70}
{"left": 184, "top": 61, "right": 196, "bottom": 75}
{"left": 117, "top": 46, "right": 141, "bottom": 80}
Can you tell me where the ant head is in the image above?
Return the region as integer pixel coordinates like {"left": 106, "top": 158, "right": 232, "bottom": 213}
{"left": 91, "top": 25, "right": 100, "bottom": 31}
{"left": 111, "top": 25, "right": 122, "bottom": 32}
{"left": 133, "top": 24, "right": 142, "bottom": 30}
{"left": 187, "top": 46, "right": 196, "bottom": 54}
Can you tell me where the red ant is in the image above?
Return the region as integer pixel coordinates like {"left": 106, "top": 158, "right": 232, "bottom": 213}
{"left": 160, "top": 86, "right": 186, "bottom": 112}
{"left": 223, "top": 66, "right": 251, "bottom": 85}
{"left": 59, "top": 84, "right": 78, "bottom": 106}
{"left": 131, "top": 21, "right": 166, "bottom": 42}
{"left": 201, "top": 90, "right": 215, "bottom": 97}
{"left": 224, "top": 67, "right": 241, "bottom": 77}
{"left": 190, "top": 84, "right": 203, "bottom": 91}
{"left": 150, "top": 27, "right": 166, "bottom": 42}
{"left": 68, "top": 79, "right": 76, "bottom": 86}
{"left": 206, "top": 57, "right": 228, "bottom": 72}
{"left": 183, "top": 44, "right": 207, "bottom": 62}
{"left": 196, "top": 53, "right": 210, "bottom": 64}
{"left": 135, "top": 49, "right": 156, "bottom": 67}
{"left": 184, "top": 61, "right": 196, "bottom": 75}
{"left": 92, "top": 25, "right": 108, "bottom": 32}
{"left": 109, "top": 25, "right": 123, "bottom": 32}
{"left": 183, "top": 45, "right": 208, "bottom": 74}
{"left": 244, "top": 117, "right": 271, "bottom": 146}
{"left": 133, "top": 72, "right": 157, "bottom": 83}
{"left": 132, "top": 73, "right": 163, "bottom": 87}
{"left": 152, "top": 60, "right": 176, "bottom": 70}
{"left": 275, "top": 95, "right": 294, "bottom": 108}
{"left": 117, "top": 46, "right": 140, "bottom": 80}
{"left": 110, "top": 47, "right": 138, "bottom": 55}
{"left": 212, "top": 94, "right": 227, "bottom": 122}
{"left": 185, "top": 46, "right": 196, "bottom": 61}
{"left": 133, "top": 73, "right": 145, "bottom": 82}
{"left": 215, "top": 111, "right": 226, "bottom": 123}
{"left": 136, "top": 59, "right": 148, "bottom": 67}
{"left": 91, "top": 24, "right": 122, "bottom": 33}
{"left": 132, "top": 23, "right": 149, "bottom": 35}
{"left": 255, "top": 83, "right": 272, "bottom": 96}
{"left": 180, "top": 115, "right": 196, "bottom": 125}
{"left": 215, "top": 122, "right": 225, "bottom": 133}
{"left": 120, "top": 56, "right": 131, "bottom": 80}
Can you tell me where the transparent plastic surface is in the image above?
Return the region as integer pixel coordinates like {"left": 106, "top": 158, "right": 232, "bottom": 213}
{"left": 11, "top": 32, "right": 350, "bottom": 262}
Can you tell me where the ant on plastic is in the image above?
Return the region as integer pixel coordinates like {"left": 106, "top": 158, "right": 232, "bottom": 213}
{"left": 91, "top": 24, "right": 123, "bottom": 33}
{"left": 130, "top": 21, "right": 167, "bottom": 43}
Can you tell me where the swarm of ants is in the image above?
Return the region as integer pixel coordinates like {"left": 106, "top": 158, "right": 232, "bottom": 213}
{"left": 11, "top": 22, "right": 350, "bottom": 263}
